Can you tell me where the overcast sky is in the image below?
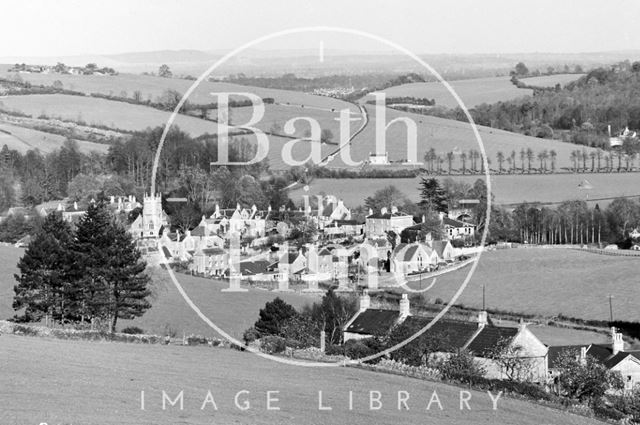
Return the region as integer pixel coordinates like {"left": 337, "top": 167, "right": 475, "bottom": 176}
{"left": 2, "top": 0, "right": 638, "bottom": 57}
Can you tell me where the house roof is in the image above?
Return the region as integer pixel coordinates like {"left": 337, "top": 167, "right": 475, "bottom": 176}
{"left": 432, "top": 240, "right": 450, "bottom": 258}
{"left": 238, "top": 260, "right": 270, "bottom": 276}
{"left": 201, "top": 248, "right": 224, "bottom": 255}
{"left": 333, "top": 219, "right": 364, "bottom": 226}
{"left": 443, "top": 217, "right": 473, "bottom": 228}
{"left": 547, "top": 344, "right": 622, "bottom": 369}
{"left": 318, "top": 248, "right": 333, "bottom": 256}
{"left": 190, "top": 225, "right": 206, "bottom": 237}
{"left": 466, "top": 326, "right": 519, "bottom": 357}
{"left": 604, "top": 351, "right": 640, "bottom": 368}
{"left": 367, "top": 211, "right": 413, "bottom": 219}
{"left": 402, "top": 316, "right": 481, "bottom": 352}
{"left": 345, "top": 309, "right": 400, "bottom": 335}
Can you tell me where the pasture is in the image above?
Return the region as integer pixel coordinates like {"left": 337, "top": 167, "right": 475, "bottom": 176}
{"left": 292, "top": 173, "right": 640, "bottom": 208}
{"left": 411, "top": 247, "right": 640, "bottom": 323}
{"left": 376, "top": 74, "right": 582, "bottom": 108}
{"left": 0, "top": 122, "right": 109, "bottom": 154}
{"left": 1, "top": 334, "right": 602, "bottom": 425}
{"left": 326, "top": 106, "right": 594, "bottom": 170}
{"left": 1, "top": 68, "right": 359, "bottom": 113}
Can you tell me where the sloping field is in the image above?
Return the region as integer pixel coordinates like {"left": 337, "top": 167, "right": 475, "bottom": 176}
{"left": 292, "top": 173, "right": 640, "bottom": 208}
{"left": 1, "top": 69, "right": 358, "bottom": 112}
{"left": 520, "top": 74, "right": 584, "bottom": 87}
{"left": 1, "top": 334, "right": 602, "bottom": 425}
{"left": 412, "top": 247, "right": 640, "bottom": 323}
{"left": 328, "top": 107, "right": 593, "bottom": 169}
{"left": 0, "top": 122, "right": 109, "bottom": 154}
{"left": 376, "top": 74, "right": 582, "bottom": 108}
{"left": 0, "top": 94, "right": 230, "bottom": 136}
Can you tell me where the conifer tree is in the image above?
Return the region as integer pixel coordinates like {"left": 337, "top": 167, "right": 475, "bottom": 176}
{"left": 13, "top": 212, "right": 76, "bottom": 325}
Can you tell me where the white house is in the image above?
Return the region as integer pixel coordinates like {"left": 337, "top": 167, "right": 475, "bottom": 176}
{"left": 365, "top": 206, "right": 415, "bottom": 237}
{"left": 391, "top": 242, "right": 439, "bottom": 274}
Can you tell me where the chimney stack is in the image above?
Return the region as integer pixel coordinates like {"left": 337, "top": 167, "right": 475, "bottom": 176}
{"left": 399, "top": 293, "right": 410, "bottom": 318}
{"left": 391, "top": 206, "right": 398, "bottom": 214}
{"left": 359, "top": 289, "right": 371, "bottom": 311}
{"left": 612, "top": 327, "right": 624, "bottom": 355}
{"left": 580, "top": 346, "right": 587, "bottom": 365}
{"left": 380, "top": 207, "right": 388, "bottom": 216}
{"left": 478, "top": 311, "right": 488, "bottom": 328}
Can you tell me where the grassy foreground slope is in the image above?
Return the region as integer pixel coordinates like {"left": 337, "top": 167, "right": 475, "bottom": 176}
{"left": 1, "top": 335, "right": 602, "bottom": 425}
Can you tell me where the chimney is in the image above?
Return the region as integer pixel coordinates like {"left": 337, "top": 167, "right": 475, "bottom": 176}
{"left": 380, "top": 207, "right": 388, "bottom": 216}
{"left": 478, "top": 311, "right": 488, "bottom": 328}
{"left": 438, "top": 211, "right": 445, "bottom": 222}
{"left": 422, "top": 214, "right": 426, "bottom": 223}
{"left": 317, "top": 195, "right": 323, "bottom": 217}
{"left": 612, "top": 327, "right": 624, "bottom": 355}
{"left": 399, "top": 293, "right": 410, "bottom": 318}
{"left": 359, "top": 289, "right": 371, "bottom": 311}
{"left": 580, "top": 346, "right": 587, "bottom": 365}
{"left": 391, "top": 206, "right": 398, "bottom": 214}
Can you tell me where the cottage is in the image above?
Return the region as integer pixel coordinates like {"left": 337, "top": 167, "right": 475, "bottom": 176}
{"left": 391, "top": 242, "right": 439, "bottom": 274}
{"left": 343, "top": 292, "right": 548, "bottom": 382}
{"left": 548, "top": 328, "right": 640, "bottom": 392}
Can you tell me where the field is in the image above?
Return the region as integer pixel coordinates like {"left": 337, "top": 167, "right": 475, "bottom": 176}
{"left": 376, "top": 74, "right": 582, "bottom": 108}
{"left": 330, "top": 106, "right": 594, "bottom": 170}
{"left": 0, "top": 122, "right": 109, "bottom": 154}
{"left": 1, "top": 67, "right": 359, "bottom": 113}
{"left": 409, "top": 247, "right": 640, "bottom": 323}
{"left": 0, "top": 94, "right": 232, "bottom": 136}
{"left": 1, "top": 334, "right": 603, "bottom": 425}
{"left": 291, "top": 173, "right": 640, "bottom": 208}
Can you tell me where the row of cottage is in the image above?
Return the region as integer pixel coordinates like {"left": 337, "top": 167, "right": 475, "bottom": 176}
{"left": 344, "top": 291, "right": 640, "bottom": 390}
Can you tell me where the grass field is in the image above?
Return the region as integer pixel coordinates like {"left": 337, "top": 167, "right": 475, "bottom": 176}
{"left": 1, "top": 334, "right": 603, "bottom": 425}
{"left": 0, "top": 94, "right": 232, "bottom": 136}
{"left": 376, "top": 74, "right": 582, "bottom": 108}
{"left": 0, "top": 122, "right": 109, "bottom": 154}
{"left": 409, "top": 247, "right": 640, "bottom": 323}
{"left": 291, "top": 173, "right": 640, "bottom": 208}
{"left": 1, "top": 68, "right": 358, "bottom": 113}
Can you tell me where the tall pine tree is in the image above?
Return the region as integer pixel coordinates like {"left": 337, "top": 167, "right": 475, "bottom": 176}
{"left": 13, "top": 212, "right": 78, "bottom": 324}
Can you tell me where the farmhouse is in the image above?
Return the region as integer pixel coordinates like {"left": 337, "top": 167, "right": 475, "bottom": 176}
{"left": 343, "top": 291, "right": 548, "bottom": 382}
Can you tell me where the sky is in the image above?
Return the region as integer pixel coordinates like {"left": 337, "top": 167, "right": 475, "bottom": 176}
{"left": 1, "top": 0, "right": 639, "bottom": 57}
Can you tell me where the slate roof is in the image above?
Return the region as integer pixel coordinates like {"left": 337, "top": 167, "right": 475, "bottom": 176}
{"left": 467, "top": 326, "right": 519, "bottom": 357}
{"left": 190, "top": 225, "right": 206, "bottom": 237}
{"left": 345, "top": 309, "right": 400, "bottom": 335}
{"left": 238, "top": 260, "right": 270, "bottom": 276}
{"left": 318, "top": 248, "right": 333, "bottom": 256}
{"left": 604, "top": 351, "right": 640, "bottom": 368}
{"left": 367, "top": 211, "right": 413, "bottom": 219}
{"left": 333, "top": 219, "right": 364, "bottom": 226}
{"left": 432, "top": 241, "right": 450, "bottom": 258}
{"left": 443, "top": 217, "right": 473, "bottom": 228}
{"left": 402, "top": 316, "right": 480, "bottom": 352}
{"left": 546, "top": 344, "right": 638, "bottom": 369}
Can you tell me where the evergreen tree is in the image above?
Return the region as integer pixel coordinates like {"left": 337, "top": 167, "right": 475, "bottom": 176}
{"left": 13, "top": 212, "right": 77, "bottom": 324}
{"left": 418, "top": 177, "right": 448, "bottom": 213}
{"left": 73, "top": 201, "right": 114, "bottom": 324}
{"left": 102, "top": 222, "right": 151, "bottom": 332}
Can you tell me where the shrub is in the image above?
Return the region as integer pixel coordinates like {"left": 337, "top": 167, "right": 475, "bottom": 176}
{"left": 438, "top": 350, "right": 486, "bottom": 384}
{"left": 260, "top": 335, "right": 287, "bottom": 354}
{"left": 121, "top": 326, "right": 145, "bottom": 335}
{"left": 243, "top": 327, "right": 260, "bottom": 344}
{"left": 325, "top": 344, "right": 345, "bottom": 356}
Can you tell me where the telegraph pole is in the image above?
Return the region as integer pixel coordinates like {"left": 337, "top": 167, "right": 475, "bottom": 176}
{"left": 482, "top": 284, "right": 486, "bottom": 311}
{"left": 608, "top": 295, "right": 614, "bottom": 322}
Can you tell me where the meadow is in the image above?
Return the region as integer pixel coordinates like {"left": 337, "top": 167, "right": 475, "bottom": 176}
{"left": 0, "top": 122, "right": 109, "bottom": 154}
{"left": 411, "top": 247, "right": 640, "bottom": 323}
{"left": 291, "top": 173, "right": 640, "bottom": 208}
{"left": 376, "top": 74, "right": 582, "bottom": 108}
{"left": 1, "top": 334, "right": 602, "bottom": 425}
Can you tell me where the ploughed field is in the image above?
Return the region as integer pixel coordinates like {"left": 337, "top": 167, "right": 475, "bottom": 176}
{"left": 1, "top": 334, "right": 602, "bottom": 425}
